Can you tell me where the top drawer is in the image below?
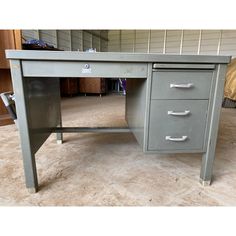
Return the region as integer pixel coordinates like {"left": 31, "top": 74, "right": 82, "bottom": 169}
{"left": 151, "top": 70, "right": 213, "bottom": 99}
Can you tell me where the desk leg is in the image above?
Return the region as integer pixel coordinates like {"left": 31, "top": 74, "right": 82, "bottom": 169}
{"left": 56, "top": 117, "right": 63, "bottom": 144}
{"left": 21, "top": 147, "right": 38, "bottom": 193}
{"left": 200, "top": 64, "right": 227, "bottom": 186}
{"left": 56, "top": 85, "right": 63, "bottom": 144}
{"left": 10, "top": 60, "right": 38, "bottom": 193}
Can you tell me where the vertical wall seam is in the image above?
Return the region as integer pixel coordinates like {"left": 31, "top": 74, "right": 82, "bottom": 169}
{"left": 133, "top": 30, "right": 136, "bottom": 53}
{"left": 217, "top": 30, "right": 222, "bottom": 55}
{"left": 147, "top": 30, "right": 151, "bottom": 53}
{"left": 180, "top": 30, "right": 184, "bottom": 55}
{"left": 163, "top": 30, "right": 167, "bottom": 54}
{"left": 197, "top": 30, "right": 202, "bottom": 55}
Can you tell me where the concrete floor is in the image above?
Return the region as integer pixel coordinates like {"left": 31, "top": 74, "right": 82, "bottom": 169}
{"left": 1, "top": 94, "right": 236, "bottom": 206}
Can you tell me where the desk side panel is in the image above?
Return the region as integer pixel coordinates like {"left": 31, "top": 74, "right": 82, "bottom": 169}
{"left": 24, "top": 76, "right": 60, "bottom": 153}
{"left": 126, "top": 78, "right": 147, "bottom": 149}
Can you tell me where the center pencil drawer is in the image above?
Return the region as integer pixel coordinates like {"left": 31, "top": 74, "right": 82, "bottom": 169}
{"left": 148, "top": 100, "right": 209, "bottom": 151}
{"left": 151, "top": 70, "right": 213, "bottom": 99}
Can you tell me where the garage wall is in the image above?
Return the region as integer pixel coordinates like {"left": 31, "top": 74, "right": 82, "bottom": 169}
{"left": 221, "top": 30, "right": 236, "bottom": 56}
{"left": 71, "top": 30, "right": 83, "bottom": 51}
{"left": 39, "top": 30, "right": 57, "bottom": 48}
{"left": 182, "top": 30, "right": 199, "bottom": 54}
{"left": 57, "top": 30, "right": 71, "bottom": 51}
{"left": 108, "top": 30, "right": 236, "bottom": 57}
{"left": 22, "top": 30, "right": 108, "bottom": 52}
{"left": 121, "top": 30, "right": 135, "bottom": 52}
{"left": 82, "top": 31, "right": 92, "bottom": 51}
{"left": 150, "top": 30, "right": 165, "bottom": 53}
{"left": 22, "top": 30, "right": 39, "bottom": 41}
{"left": 100, "top": 31, "right": 108, "bottom": 52}
{"left": 20, "top": 29, "right": 236, "bottom": 56}
{"left": 107, "top": 30, "right": 120, "bottom": 52}
{"left": 135, "top": 30, "right": 149, "bottom": 53}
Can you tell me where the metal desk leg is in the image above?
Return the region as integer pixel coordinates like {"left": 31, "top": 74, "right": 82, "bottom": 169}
{"left": 56, "top": 81, "right": 63, "bottom": 144}
{"left": 56, "top": 118, "right": 63, "bottom": 144}
{"left": 200, "top": 64, "right": 227, "bottom": 186}
{"left": 10, "top": 60, "right": 39, "bottom": 193}
{"left": 21, "top": 148, "right": 38, "bottom": 193}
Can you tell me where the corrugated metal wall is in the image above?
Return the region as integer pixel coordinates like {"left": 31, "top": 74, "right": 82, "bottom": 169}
{"left": 71, "top": 30, "right": 83, "bottom": 51}
{"left": 22, "top": 30, "right": 39, "bottom": 40}
{"left": 107, "top": 30, "right": 120, "bottom": 52}
{"left": 22, "top": 30, "right": 108, "bottom": 52}
{"left": 20, "top": 29, "right": 236, "bottom": 56}
{"left": 57, "top": 30, "right": 71, "bottom": 51}
{"left": 200, "top": 30, "right": 221, "bottom": 55}
{"left": 108, "top": 30, "right": 236, "bottom": 57}
{"left": 165, "top": 30, "right": 182, "bottom": 54}
{"left": 150, "top": 30, "right": 165, "bottom": 53}
{"left": 39, "top": 30, "right": 57, "bottom": 48}
{"left": 182, "top": 30, "right": 199, "bottom": 54}
{"left": 135, "top": 30, "right": 149, "bottom": 53}
{"left": 121, "top": 30, "right": 135, "bottom": 52}
{"left": 82, "top": 31, "right": 92, "bottom": 51}
{"left": 221, "top": 30, "right": 236, "bottom": 56}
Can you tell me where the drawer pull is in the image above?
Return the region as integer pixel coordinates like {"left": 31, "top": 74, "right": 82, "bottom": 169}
{"left": 170, "top": 83, "right": 193, "bottom": 89}
{"left": 165, "top": 136, "right": 188, "bottom": 142}
{"left": 167, "top": 110, "right": 190, "bottom": 116}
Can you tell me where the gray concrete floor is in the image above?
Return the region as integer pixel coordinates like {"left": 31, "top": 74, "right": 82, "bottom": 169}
{"left": 0, "top": 94, "right": 236, "bottom": 206}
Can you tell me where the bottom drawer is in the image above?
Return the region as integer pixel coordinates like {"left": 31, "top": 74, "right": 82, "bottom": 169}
{"left": 148, "top": 100, "right": 209, "bottom": 151}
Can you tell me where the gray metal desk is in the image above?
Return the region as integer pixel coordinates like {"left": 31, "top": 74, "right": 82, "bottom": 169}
{"left": 6, "top": 50, "right": 230, "bottom": 193}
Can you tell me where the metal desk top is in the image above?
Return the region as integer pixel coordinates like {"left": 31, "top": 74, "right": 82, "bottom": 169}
{"left": 6, "top": 50, "right": 231, "bottom": 64}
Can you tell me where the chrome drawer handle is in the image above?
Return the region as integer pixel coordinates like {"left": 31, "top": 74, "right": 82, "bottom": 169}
{"left": 170, "top": 83, "right": 193, "bottom": 88}
{"left": 165, "top": 136, "right": 188, "bottom": 142}
{"left": 167, "top": 110, "right": 190, "bottom": 116}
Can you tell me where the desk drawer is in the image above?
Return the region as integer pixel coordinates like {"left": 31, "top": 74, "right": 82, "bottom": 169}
{"left": 22, "top": 61, "right": 147, "bottom": 78}
{"left": 148, "top": 100, "right": 208, "bottom": 151}
{"left": 151, "top": 70, "right": 213, "bottom": 99}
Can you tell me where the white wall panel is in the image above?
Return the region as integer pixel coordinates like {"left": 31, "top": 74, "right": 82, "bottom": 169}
{"left": 182, "top": 30, "right": 200, "bottom": 54}
{"left": 57, "top": 30, "right": 71, "bottom": 51}
{"left": 100, "top": 40, "right": 108, "bottom": 52}
{"left": 220, "top": 30, "right": 236, "bottom": 57}
{"left": 135, "top": 30, "right": 149, "bottom": 53}
{"left": 121, "top": 30, "right": 135, "bottom": 52}
{"left": 100, "top": 31, "right": 108, "bottom": 52}
{"left": 149, "top": 30, "right": 165, "bottom": 53}
{"left": 108, "top": 30, "right": 120, "bottom": 52}
{"left": 22, "top": 30, "right": 39, "bottom": 41}
{"left": 39, "top": 30, "right": 57, "bottom": 47}
{"left": 71, "top": 30, "right": 83, "bottom": 51}
{"left": 92, "top": 35, "right": 100, "bottom": 51}
{"left": 83, "top": 31, "right": 92, "bottom": 51}
{"left": 23, "top": 30, "right": 108, "bottom": 52}
{"left": 23, "top": 29, "right": 236, "bottom": 57}
{"left": 200, "top": 30, "right": 220, "bottom": 55}
{"left": 165, "top": 30, "right": 182, "bottom": 54}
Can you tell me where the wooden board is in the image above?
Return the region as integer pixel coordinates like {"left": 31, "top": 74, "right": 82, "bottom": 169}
{"left": 0, "top": 30, "right": 22, "bottom": 125}
{"left": 0, "top": 30, "right": 15, "bottom": 69}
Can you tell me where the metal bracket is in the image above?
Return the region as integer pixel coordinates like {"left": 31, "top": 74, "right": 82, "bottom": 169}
{"left": 52, "top": 127, "right": 130, "bottom": 133}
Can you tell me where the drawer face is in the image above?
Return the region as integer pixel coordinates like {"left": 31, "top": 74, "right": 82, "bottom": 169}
{"left": 148, "top": 100, "right": 208, "bottom": 151}
{"left": 151, "top": 70, "right": 213, "bottom": 99}
{"left": 22, "top": 61, "right": 147, "bottom": 78}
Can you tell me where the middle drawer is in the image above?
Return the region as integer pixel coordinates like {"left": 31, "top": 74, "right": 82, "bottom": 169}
{"left": 148, "top": 100, "right": 209, "bottom": 151}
